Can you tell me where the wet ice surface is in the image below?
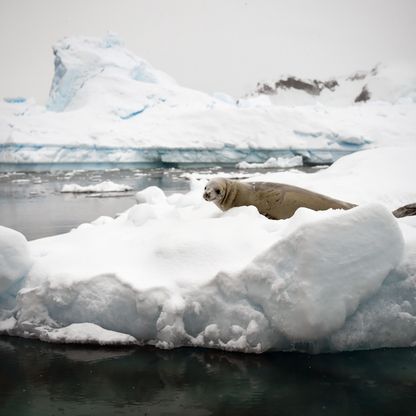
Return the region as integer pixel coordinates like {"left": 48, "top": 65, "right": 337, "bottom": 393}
{"left": 1, "top": 336, "right": 416, "bottom": 416}
{"left": 0, "top": 165, "right": 322, "bottom": 241}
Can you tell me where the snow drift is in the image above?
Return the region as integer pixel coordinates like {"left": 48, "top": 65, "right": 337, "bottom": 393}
{"left": 1, "top": 34, "right": 415, "bottom": 165}
{"left": 0, "top": 147, "right": 415, "bottom": 353}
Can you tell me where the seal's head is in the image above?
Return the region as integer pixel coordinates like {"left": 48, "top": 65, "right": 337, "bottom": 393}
{"left": 203, "top": 178, "right": 228, "bottom": 202}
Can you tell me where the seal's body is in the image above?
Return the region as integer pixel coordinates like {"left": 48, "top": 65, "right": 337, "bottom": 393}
{"left": 203, "top": 178, "right": 356, "bottom": 220}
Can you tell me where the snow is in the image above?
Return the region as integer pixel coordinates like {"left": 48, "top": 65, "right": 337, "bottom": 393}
{"left": 253, "top": 61, "right": 416, "bottom": 106}
{"left": 39, "top": 323, "right": 138, "bottom": 346}
{"left": 47, "top": 33, "right": 177, "bottom": 112}
{"left": 0, "top": 226, "right": 32, "bottom": 294}
{"left": 251, "top": 147, "right": 416, "bottom": 210}
{"left": 1, "top": 35, "right": 415, "bottom": 165}
{"left": 231, "top": 204, "right": 403, "bottom": 341}
{"left": 0, "top": 147, "right": 415, "bottom": 353}
{"left": 61, "top": 180, "right": 132, "bottom": 193}
{"left": 0, "top": 34, "right": 415, "bottom": 353}
{"left": 236, "top": 156, "right": 303, "bottom": 169}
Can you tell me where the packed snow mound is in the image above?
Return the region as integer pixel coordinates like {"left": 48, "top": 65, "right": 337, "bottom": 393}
{"left": 1, "top": 35, "right": 416, "bottom": 165}
{"left": 1, "top": 147, "right": 416, "bottom": 353}
{"left": 135, "top": 186, "right": 166, "bottom": 204}
{"left": 0, "top": 200, "right": 408, "bottom": 353}
{"left": 252, "top": 61, "right": 416, "bottom": 106}
{"left": 0, "top": 226, "right": 32, "bottom": 294}
{"left": 229, "top": 204, "right": 404, "bottom": 341}
{"left": 61, "top": 180, "right": 132, "bottom": 193}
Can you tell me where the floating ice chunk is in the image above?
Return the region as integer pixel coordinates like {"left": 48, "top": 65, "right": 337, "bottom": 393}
{"left": 1, "top": 146, "right": 415, "bottom": 353}
{"left": 236, "top": 156, "right": 303, "bottom": 169}
{"left": 0, "top": 226, "right": 32, "bottom": 294}
{"left": 11, "top": 179, "right": 31, "bottom": 184}
{"left": 39, "top": 323, "right": 139, "bottom": 345}
{"left": 61, "top": 180, "right": 132, "bottom": 193}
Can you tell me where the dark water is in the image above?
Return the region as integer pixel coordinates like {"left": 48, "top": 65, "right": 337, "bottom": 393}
{"left": 1, "top": 336, "right": 416, "bottom": 416}
{"left": 0, "top": 168, "right": 190, "bottom": 240}
{"left": 1, "top": 166, "right": 416, "bottom": 415}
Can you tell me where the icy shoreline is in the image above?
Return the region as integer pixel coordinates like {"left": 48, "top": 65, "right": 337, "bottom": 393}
{"left": 0, "top": 147, "right": 415, "bottom": 353}
{"left": 0, "top": 144, "right": 355, "bottom": 167}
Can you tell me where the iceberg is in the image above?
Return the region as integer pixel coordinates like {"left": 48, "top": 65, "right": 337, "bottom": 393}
{"left": 0, "top": 147, "right": 415, "bottom": 353}
{"left": 47, "top": 34, "right": 177, "bottom": 112}
{"left": 1, "top": 34, "right": 416, "bottom": 166}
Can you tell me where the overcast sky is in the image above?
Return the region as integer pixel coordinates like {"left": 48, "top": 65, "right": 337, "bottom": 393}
{"left": 0, "top": 0, "right": 415, "bottom": 103}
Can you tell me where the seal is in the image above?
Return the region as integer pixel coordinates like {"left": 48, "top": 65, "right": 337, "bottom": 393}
{"left": 203, "top": 178, "right": 356, "bottom": 220}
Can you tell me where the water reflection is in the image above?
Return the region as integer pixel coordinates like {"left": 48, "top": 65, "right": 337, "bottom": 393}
{"left": 1, "top": 337, "right": 415, "bottom": 415}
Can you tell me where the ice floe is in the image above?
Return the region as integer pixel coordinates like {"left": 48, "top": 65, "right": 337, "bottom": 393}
{"left": 0, "top": 147, "right": 415, "bottom": 353}
{"left": 61, "top": 180, "right": 133, "bottom": 193}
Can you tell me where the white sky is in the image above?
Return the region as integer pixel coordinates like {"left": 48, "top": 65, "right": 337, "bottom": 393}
{"left": 0, "top": 0, "right": 415, "bottom": 103}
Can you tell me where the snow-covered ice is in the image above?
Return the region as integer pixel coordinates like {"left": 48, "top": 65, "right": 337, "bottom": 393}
{"left": 1, "top": 34, "right": 416, "bottom": 165}
{"left": 39, "top": 323, "right": 138, "bottom": 346}
{"left": 0, "top": 147, "right": 415, "bottom": 353}
{"left": 1, "top": 34, "right": 415, "bottom": 353}
{"left": 61, "top": 180, "right": 132, "bottom": 193}
{"left": 236, "top": 156, "right": 303, "bottom": 169}
{"left": 0, "top": 226, "right": 32, "bottom": 294}
{"left": 252, "top": 61, "right": 416, "bottom": 106}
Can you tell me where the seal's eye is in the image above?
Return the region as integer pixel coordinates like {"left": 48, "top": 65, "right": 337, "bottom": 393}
{"left": 215, "top": 189, "right": 221, "bottom": 195}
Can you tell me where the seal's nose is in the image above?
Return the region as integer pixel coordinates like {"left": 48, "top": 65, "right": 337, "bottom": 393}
{"left": 203, "top": 192, "right": 210, "bottom": 200}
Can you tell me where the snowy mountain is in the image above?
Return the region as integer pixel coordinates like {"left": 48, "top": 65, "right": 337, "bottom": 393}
{"left": 251, "top": 62, "right": 416, "bottom": 106}
{"left": 1, "top": 34, "right": 415, "bottom": 165}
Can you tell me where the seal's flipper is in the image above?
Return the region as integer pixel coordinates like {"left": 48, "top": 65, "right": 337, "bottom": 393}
{"left": 392, "top": 203, "right": 416, "bottom": 218}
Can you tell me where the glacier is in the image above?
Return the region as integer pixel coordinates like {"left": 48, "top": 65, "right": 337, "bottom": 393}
{"left": 0, "top": 147, "right": 415, "bottom": 353}
{"left": 1, "top": 34, "right": 416, "bottom": 166}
